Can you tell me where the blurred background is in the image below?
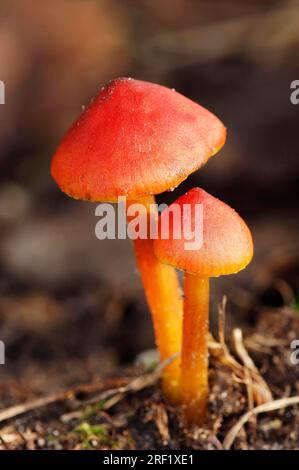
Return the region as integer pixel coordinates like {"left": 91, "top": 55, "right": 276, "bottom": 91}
{"left": 0, "top": 0, "right": 298, "bottom": 399}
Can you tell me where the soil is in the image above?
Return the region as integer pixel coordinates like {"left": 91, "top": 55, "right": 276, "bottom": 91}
{"left": 0, "top": 269, "right": 299, "bottom": 450}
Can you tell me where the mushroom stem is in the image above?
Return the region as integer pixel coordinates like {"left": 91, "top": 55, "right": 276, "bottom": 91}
{"left": 127, "top": 196, "right": 182, "bottom": 402}
{"left": 181, "top": 274, "right": 209, "bottom": 423}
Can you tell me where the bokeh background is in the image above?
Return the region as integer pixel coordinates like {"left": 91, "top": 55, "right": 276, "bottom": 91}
{"left": 0, "top": 0, "right": 298, "bottom": 398}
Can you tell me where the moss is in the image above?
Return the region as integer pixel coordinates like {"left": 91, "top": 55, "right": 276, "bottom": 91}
{"left": 73, "top": 421, "right": 113, "bottom": 448}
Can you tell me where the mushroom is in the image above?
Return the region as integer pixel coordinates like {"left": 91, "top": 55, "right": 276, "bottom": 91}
{"left": 154, "top": 188, "right": 253, "bottom": 422}
{"left": 51, "top": 78, "right": 226, "bottom": 401}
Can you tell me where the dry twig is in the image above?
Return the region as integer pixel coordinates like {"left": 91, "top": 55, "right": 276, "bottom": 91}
{"left": 0, "top": 355, "right": 177, "bottom": 425}
{"left": 0, "top": 382, "right": 111, "bottom": 424}
{"left": 233, "top": 328, "right": 272, "bottom": 406}
{"left": 0, "top": 392, "right": 67, "bottom": 424}
{"left": 209, "top": 298, "right": 272, "bottom": 408}
{"left": 223, "top": 396, "right": 299, "bottom": 450}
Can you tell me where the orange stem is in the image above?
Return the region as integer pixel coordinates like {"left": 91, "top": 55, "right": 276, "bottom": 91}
{"left": 127, "top": 196, "right": 182, "bottom": 403}
{"left": 181, "top": 274, "right": 209, "bottom": 423}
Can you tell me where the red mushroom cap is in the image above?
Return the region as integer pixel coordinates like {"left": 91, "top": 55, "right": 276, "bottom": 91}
{"left": 51, "top": 78, "right": 226, "bottom": 202}
{"left": 154, "top": 188, "right": 253, "bottom": 277}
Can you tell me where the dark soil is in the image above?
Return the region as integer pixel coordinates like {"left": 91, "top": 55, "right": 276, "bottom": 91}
{"left": 0, "top": 304, "right": 298, "bottom": 450}
{"left": 0, "top": 232, "right": 298, "bottom": 450}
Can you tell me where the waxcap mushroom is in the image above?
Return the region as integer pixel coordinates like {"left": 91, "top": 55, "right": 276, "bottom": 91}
{"left": 154, "top": 187, "right": 253, "bottom": 277}
{"left": 154, "top": 187, "right": 253, "bottom": 423}
{"left": 51, "top": 78, "right": 226, "bottom": 202}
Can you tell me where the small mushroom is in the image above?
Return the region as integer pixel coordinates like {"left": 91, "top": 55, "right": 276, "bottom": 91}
{"left": 51, "top": 78, "right": 226, "bottom": 401}
{"left": 154, "top": 188, "right": 253, "bottom": 422}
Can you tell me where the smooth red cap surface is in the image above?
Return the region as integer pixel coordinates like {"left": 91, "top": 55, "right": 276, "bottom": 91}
{"left": 51, "top": 78, "right": 226, "bottom": 202}
{"left": 154, "top": 188, "right": 253, "bottom": 277}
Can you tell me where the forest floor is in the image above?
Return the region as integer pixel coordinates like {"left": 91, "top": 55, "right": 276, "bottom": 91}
{"left": 0, "top": 285, "right": 298, "bottom": 450}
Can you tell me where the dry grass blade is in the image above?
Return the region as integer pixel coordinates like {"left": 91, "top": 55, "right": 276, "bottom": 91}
{"left": 209, "top": 298, "right": 272, "bottom": 408}
{"left": 233, "top": 328, "right": 257, "bottom": 371}
{"left": 84, "top": 353, "right": 179, "bottom": 410}
{"left": 0, "top": 382, "right": 112, "bottom": 424}
{"left": 233, "top": 328, "right": 255, "bottom": 411}
{"left": 233, "top": 328, "right": 273, "bottom": 405}
{"left": 60, "top": 353, "right": 179, "bottom": 422}
{"left": 223, "top": 396, "right": 299, "bottom": 450}
{"left": 0, "top": 426, "right": 38, "bottom": 450}
{"left": 218, "top": 295, "right": 227, "bottom": 347}
{"left": 0, "top": 355, "right": 178, "bottom": 425}
{"left": 0, "top": 392, "right": 66, "bottom": 424}
{"left": 0, "top": 433, "right": 9, "bottom": 450}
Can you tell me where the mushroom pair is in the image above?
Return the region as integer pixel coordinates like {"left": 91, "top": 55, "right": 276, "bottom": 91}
{"left": 51, "top": 78, "right": 253, "bottom": 423}
{"left": 51, "top": 78, "right": 225, "bottom": 402}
